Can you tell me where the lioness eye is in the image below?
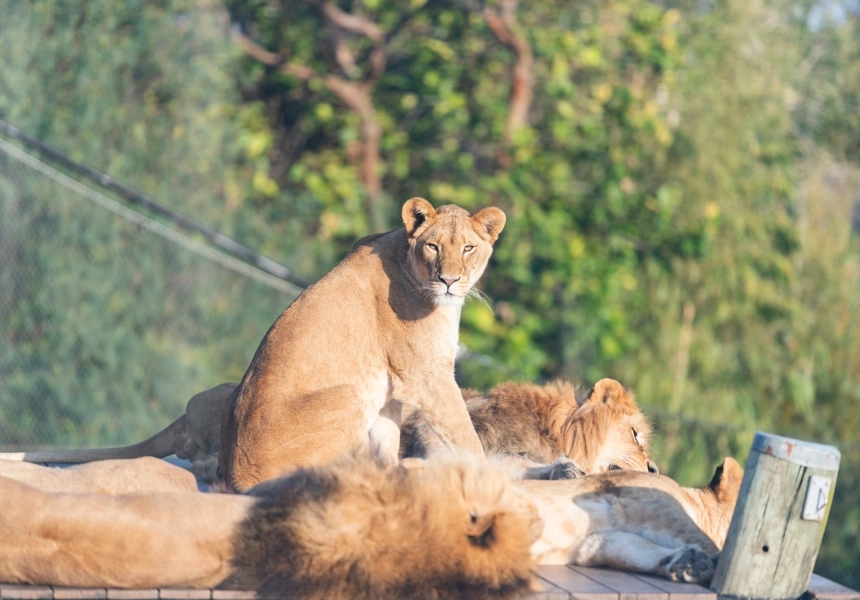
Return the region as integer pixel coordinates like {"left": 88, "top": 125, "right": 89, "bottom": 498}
{"left": 632, "top": 428, "right": 639, "bottom": 443}
{"left": 609, "top": 464, "right": 622, "bottom": 471}
{"left": 463, "top": 245, "right": 475, "bottom": 253}
{"left": 426, "top": 243, "right": 438, "bottom": 252}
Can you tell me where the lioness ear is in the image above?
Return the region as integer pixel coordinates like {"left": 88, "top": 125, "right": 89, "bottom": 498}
{"left": 402, "top": 197, "right": 437, "bottom": 238}
{"left": 707, "top": 457, "right": 744, "bottom": 503}
{"left": 466, "top": 511, "right": 498, "bottom": 548}
{"left": 471, "top": 207, "right": 506, "bottom": 243}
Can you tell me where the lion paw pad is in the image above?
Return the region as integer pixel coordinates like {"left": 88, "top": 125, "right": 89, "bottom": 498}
{"left": 660, "top": 546, "right": 716, "bottom": 584}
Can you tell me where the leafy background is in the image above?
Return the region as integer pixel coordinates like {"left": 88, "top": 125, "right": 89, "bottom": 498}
{"left": 0, "top": 0, "right": 858, "bottom": 587}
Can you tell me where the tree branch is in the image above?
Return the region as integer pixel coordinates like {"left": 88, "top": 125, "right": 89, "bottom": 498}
{"left": 320, "top": 2, "right": 383, "bottom": 44}
{"left": 483, "top": 0, "right": 533, "bottom": 145}
{"left": 321, "top": 2, "right": 386, "bottom": 84}
{"left": 232, "top": 15, "right": 387, "bottom": 231}
{"left": 231, "top": 26, "right": 281, "bottom": 65}
{"left": 231, "top": 27, "right": 317, "bottom": 80}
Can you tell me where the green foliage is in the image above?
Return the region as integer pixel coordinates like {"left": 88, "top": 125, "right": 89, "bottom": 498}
{"left": 0, "top": 0, "right": 291, "bottom": 444}
{"left": 1, "top": 0, "right": 860, "bottom": 586}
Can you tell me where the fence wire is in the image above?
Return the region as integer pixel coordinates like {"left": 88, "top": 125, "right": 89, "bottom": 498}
{"left": 0, "top": 142, "right": 295, "bottom": 446}
{"left": 0, "top": 135, "right": 856, "bottom": 590}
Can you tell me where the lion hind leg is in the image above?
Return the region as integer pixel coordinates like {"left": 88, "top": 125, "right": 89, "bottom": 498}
{"left": 224, "top": 385, "right": 372, "bottom": 491}
{"left": 572, "top": 532, "right": 716, "bottom": 584}
{"left": 0, "top": 415, "right": 188, "bottom": 464}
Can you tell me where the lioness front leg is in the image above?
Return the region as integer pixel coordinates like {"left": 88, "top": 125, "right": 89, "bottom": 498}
{"left": 401, "top": 378, "right": 484, "bottom": 458}
{"left": 572, "top": 532, "right": 717, "bottom": 584}
{"left": 492, "top": 454, "right": 585, "bottom": 480}
{"left": 369, "top": 400, "right": 402, "bottom": 466}
{"left": 525, "top": 456, "right": 585, "bottom": 480}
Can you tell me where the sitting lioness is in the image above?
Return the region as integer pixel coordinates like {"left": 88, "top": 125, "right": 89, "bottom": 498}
{"left": 403, "top": 377, "right": 658, "bottom": 480}
{"left": 221, "top": 198, "right": 506, "bottom": 490}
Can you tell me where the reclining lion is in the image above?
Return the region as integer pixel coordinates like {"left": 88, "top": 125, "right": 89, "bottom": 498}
{"left": 403, "top": 377, "right": 658, "bottom": 479}
{"left": 0, "top": 455, "right": 742, "bottom": 595}
{"left": 0, "top": 378, "right": 655, "bottom": 484}
{"left": 523, "top": 457, "right": 744, "bottom": 583}
{"left": 0, "top": 456, "right": 197, "bottom": 494}
{"left": 0, "top": 456, "right": 539, "bottom": 599}
{"left": 0, "top": 383, "right": 233, "bottom": 482}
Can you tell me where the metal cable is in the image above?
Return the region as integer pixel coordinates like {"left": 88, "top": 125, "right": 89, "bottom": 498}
{"left": 0, "top": 136, "right": 305, "bottom": 297}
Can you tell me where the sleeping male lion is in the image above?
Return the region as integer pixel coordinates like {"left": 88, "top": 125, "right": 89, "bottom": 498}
{"left": 403, "top": 377, "right": 658, "bottom": 479}
{"left": 0, "top": 456, "right": 539, "bottom": 599}
{"left": 0, "top": 379, "right": 656, "bottom": 484}
{"left": 0, "top": 455, "right": 742, "bottom": 595}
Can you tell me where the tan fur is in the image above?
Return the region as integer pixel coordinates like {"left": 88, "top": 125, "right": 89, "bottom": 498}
{"left": 221, "top": 199, "right": 506, "bottom": 491}
{"left": 1, "top": 376, "right": 650, "bottom": 486}
{"left": 0, "top": 456, "right": 539, "bottom": 599}
{"left": 561, "top": 378, "right": 656, "bottom": 473}
{"left": 519, "top": 457, "right": 744, "bottom": 584}
{"left": 403, "top": 378, "right": 657, "bottom": 479}
{"left": 0, "top": 457, "right": 198, "bottom": 494}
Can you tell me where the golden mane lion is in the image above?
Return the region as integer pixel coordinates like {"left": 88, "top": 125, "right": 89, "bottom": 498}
{"left": 402, "top": 378, "right": 658, "bottom": 479}
{"left": 0, "top": 456, "right": 540, "bottom": 599}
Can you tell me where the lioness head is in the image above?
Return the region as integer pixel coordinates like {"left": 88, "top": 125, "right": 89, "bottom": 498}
{"left": 562, "top": 378, "right": 658, "bottom": 475}
{"left": 402, "top": 198, "right": 506, "bottom": 307}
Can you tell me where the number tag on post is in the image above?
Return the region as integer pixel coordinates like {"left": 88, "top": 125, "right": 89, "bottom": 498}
{"left": 801, "top": 475, "right": 831, "bottom": 522}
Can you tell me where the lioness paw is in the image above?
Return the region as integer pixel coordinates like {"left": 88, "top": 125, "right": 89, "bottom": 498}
{"left": 545, "top": 457, "right": 586, "bottom": 480}
{"left": 190, "top": 456, "right": 221, "bottom": 484}
{"left": 659, "top": 545, "right": 716, "bottom": 584}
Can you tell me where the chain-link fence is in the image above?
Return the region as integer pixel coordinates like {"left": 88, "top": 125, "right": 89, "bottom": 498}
{"left": 0, "top": 138, "right": 298, "bottom": 447}
{"left": 0, "top": 135, "right": 857, "bottom": 589}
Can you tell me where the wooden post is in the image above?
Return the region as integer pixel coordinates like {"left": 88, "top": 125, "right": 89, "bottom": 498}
{"left": 711, "top": 432, "right": 840, "bottom": 600}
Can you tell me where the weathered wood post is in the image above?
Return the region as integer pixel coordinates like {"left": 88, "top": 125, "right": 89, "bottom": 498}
{"left": 711, "top": 432, "right": 840, "bottom": 600}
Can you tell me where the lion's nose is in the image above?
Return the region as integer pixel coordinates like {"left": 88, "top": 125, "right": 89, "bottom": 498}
{"left": 439, "top": 275, "right": 461, "bottom": 289}
{"left": 647, "top": 460, "right": 659, "bottom": 474}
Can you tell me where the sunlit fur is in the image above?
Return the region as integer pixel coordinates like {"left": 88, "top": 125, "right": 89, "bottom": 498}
{"left": 220, "top": 198, "right": 506, "bottom": 491}
{"left": 560, "top": 379, "right": 655, "bottom": 473}
{"left": 519, "top": 457, "right": 744, "bottom": 584}
{"left": 403, "top": 378, "right": 657, "bottom": 477}
{"left": 404, "top": 202, "right": 505, "bottom": 307}
{"left": 0, "top": 456, "right": 540, "bottom": 598}
{"left": 223, "top": 455, "right": 541, "bottom": 599}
